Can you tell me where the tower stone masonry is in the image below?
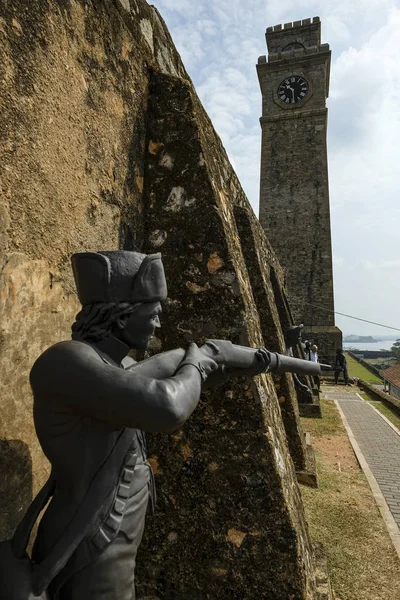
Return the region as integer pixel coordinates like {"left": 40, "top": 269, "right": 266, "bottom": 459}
{"left": 257, "top": 17, "right": 342, "bottom": 364}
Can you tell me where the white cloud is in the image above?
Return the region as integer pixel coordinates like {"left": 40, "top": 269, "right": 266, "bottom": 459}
{"left": 329, "top": 8, "right": 400, "bottom": 260}
{"left": 333, "top": 255, "right": 345, "bottom": 267}
{"left": 362, "top": 259, "right": 400, "bottom": 270}
{"left": 196, "top": 19, "right": 219, "bottom": 36}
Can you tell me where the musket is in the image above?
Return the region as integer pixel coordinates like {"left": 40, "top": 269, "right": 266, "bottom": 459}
{"left": 127, "top": 339, "right": 331, "bottom": 381}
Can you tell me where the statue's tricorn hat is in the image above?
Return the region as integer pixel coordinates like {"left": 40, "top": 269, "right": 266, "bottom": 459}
{"left": 71, "top": 251, "right": 167, "bottom": 306}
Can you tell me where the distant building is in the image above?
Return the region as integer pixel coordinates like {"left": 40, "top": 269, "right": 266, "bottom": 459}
{"left": 381, "top": 364, "right": 400, "bottom": 401}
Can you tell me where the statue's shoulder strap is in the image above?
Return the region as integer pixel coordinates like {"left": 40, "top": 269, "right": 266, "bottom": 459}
{"left": 11, "top": 473, "right": 56, "bottom": 558}
{"left": 32, "top": 427, "right": 136, "bottom": 595}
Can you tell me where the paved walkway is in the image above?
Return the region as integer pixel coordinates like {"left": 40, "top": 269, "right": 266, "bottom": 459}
{"left": 323, "top": 385, "right": 400, "bottom": 532}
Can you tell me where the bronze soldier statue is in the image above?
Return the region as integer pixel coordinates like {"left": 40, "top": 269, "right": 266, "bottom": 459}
{"left": 0, "top": 251, "right": 322, "bottom": 600}
{"left": 30, "top": 250, "right": 225, "bottom": 599}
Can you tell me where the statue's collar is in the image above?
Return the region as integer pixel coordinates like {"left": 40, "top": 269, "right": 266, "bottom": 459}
{"left": 93, "top": 336, "right": 130, "bottom": 366}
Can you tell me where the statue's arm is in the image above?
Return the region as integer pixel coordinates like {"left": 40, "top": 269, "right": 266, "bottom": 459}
{"left": 123, "top": 343, "right": 269, "bottom": 389}
{"left": 125, "top": 340, "right": 322, "bottom": 383}
{"left": 30, "top": 341, "right": 215, "bottom": 433}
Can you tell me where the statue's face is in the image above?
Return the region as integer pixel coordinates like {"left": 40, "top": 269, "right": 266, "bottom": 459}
{"left": 120, "top": 301, "right": 162, "bottom": 350}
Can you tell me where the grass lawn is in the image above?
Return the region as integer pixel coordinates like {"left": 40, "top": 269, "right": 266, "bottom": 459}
{"left": 346, "top": 353, "right": 382, "bottom": 384}
{"left": 301, "top": 400, "right": 400, "bottom": 600}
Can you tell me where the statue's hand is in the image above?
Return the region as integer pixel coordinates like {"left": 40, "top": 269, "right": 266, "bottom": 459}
{"left": 178, "top": 342, "right": 219, "bottom": 382}
{"left": 200, "top": 341, "right": 271, "bottom": 378}
{"left": 201, "top": 340, "right": 268, "bottom": 370}
{"left": 198, "top": 340, "right": 224, "bottom": 363}
{"left": 234, "top": 347, "right": 270, "bottom": 377}
{"left": 252, "top": 347, "right": 271, "bottom": 375}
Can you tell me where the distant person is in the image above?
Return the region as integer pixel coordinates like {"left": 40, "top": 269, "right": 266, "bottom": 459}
{"left": 310, "top": 344, "right": 320, "bottom": 391}
{"left": 285, "top": 326, "right": 313, "bottom": 402}
{"left": 303, "top": 340, "right": 311, "bottom": 360}
{"left": 334, "top": 348, "right": 349, "bottom": 385}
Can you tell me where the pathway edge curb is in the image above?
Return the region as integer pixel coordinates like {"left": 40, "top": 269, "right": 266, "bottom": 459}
{"left": 334, "top": 399, "right": 400, "bottom": 560}
{"left": 355, "top": 392, "right": 400, "bottom": 437}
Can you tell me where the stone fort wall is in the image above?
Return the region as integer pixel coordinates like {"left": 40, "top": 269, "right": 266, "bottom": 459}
{"left": 1, "top": 0, "right": 181, "bottom": 537}
{"left": 0, "top": 1, "right": 326, "bottom": 597}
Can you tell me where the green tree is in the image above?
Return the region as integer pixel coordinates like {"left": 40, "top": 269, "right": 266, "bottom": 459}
{"left": 391, "top": 339, "right": 400, "bottom": 362}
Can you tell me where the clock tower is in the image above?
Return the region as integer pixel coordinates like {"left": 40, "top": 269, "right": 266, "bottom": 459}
{"left": 257, "top": 17, "right": 341, "bottom": 363}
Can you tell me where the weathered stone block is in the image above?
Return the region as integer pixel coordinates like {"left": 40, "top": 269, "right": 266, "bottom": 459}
{"left": 0, "top": 439, "right": 32, "bottom": 540}
{"left": 0, "top": 0, "right": 185, "bottom": 535}
{"left": 135, "top": 70, "right": 318, "bottom": 599}
{"left": 266, "top": 18, "right": 321, "bottom": 54}
{"left": 233, "top": 203, "right": 307, "bottom": 472}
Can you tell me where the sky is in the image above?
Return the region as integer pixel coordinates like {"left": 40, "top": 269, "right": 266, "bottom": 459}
{"left": 151, "top": 0, "right": 400, "bottom": 338}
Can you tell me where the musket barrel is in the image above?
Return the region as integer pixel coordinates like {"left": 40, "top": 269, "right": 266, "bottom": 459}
{"left": 268, "top": 352, "right": 321, "bottom": 376}
{"left": 129, "top": 342, "right": 323, "bottom": 380}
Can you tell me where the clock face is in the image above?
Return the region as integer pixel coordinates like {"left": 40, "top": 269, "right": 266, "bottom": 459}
{"left": 277, "top": 76, "right": 309, "bottom": 105}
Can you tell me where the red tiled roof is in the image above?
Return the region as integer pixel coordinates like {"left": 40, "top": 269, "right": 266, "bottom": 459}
{"left": 381, "top": 363, "right": 400, "bottom": 387}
